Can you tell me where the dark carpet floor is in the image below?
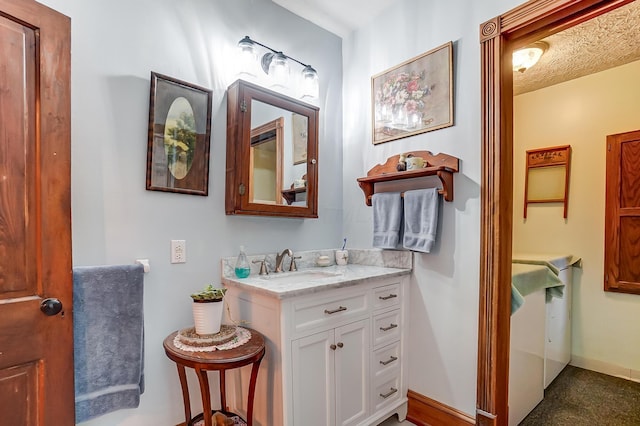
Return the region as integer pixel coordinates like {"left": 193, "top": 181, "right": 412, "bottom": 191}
{"left": 520, "top": 365, "right": 640, "bottom": 425}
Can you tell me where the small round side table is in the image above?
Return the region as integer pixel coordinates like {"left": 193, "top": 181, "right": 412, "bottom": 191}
{"left": 163, "top": 327, "right": 265, "bottom": 426}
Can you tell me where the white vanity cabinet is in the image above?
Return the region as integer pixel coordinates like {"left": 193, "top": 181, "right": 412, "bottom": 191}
{"left": 291, "top": 318, "right": 370, "bottom": 426}
{"left": 223, "top": 272, "right": 410, "bottom": 426}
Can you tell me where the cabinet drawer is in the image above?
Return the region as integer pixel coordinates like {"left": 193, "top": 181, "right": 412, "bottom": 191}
{"left": 292, "top": 289, "right": 368, "bottom": 334}
{"left": 372, "top": 282, "right": 401, "bottom": 311}
{"left": 372, "top": 375, "right": 401, "bottom": 412}
{"left": 373, "top": 309, "right": 401, "bottom": 348}
{"left": 371, "top": 341, "right": 401, "bottom": 380}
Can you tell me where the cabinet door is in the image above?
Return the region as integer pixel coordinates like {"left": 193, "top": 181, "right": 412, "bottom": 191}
{"left": 605, "top": 129, "right": 640, "bottom": 294}
{"left": 335, "top": 320, "right": 370, "bottom": 426}
{"left": 292, "top": 330, "right": 335, "bottom": 426}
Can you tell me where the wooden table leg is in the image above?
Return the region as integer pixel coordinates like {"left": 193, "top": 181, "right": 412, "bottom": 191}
{"left": 175, "top": 364, "right": 192, "bottom": 425}
{"left": 246, "top": 348, "right": 265, "bottom": 426}
{"left": 219, "top": 369, "right": 227, "bottom": 412}
{"left": 195, "top": 368, "right": 212, "bottom": 426}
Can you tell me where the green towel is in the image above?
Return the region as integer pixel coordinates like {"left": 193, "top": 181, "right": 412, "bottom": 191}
{"left": 511, "top": 263, "right": 564, "bottom": 314}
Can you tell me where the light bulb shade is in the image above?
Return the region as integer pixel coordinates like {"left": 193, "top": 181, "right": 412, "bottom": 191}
{"left": 268, "top": 52, "right": 289, "bottom": 89}
{"left": 237, "top": 36, "right": 258, "bottom": 77}
{"left": 300, "top": 65, "right": 319, "bottom": 99}
{"left": 512, "top": 41, "right": 548, "bottom": 73}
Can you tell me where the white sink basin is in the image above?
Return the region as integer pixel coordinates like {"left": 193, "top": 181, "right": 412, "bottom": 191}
{"left": 259, "top": 270, "right": 341, "bottom": 285}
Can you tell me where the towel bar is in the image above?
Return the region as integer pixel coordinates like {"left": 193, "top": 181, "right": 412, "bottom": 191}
{"left": 135, "top": 259, "right": 150, "bottom": 273}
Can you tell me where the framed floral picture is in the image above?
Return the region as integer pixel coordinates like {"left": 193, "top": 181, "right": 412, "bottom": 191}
{"left": 372, "top": 41, "right": 453, "bottom": 145}
{"left": 146, "top": 72, "right": 213, "bottom": 195}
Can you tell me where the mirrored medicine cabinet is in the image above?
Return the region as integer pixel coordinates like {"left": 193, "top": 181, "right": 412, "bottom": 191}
{"left": 225, "top": 80, "right": 319, "bottom": 218}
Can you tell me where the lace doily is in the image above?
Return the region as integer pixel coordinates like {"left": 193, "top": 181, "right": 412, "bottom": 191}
{"left": 173, "top": 326, "right": 251, "bottom": 352}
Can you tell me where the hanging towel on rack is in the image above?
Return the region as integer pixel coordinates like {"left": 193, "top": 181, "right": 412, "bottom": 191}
{"left": 372, "top": 192, "right": 403, "bottom": 249}
{"left": 403, "top": 188, "right": 440, "bottom": 253}
{"left": 73, "top": 264, "right": 145, "bottom": 423}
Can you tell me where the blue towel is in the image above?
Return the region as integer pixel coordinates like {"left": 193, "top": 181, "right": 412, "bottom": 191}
{"left": 372, "top": 192, "right": 403, "bottom": 249}
{"left": 73, "top": 264, "right": 145, "bottom": 423}
{"left": 403, "top": 188, "right": 440, "bottom": 253}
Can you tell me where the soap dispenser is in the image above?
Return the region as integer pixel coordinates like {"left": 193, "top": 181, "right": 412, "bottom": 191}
{"left": 234, "top": 246, "right": 250, "bottom": 278}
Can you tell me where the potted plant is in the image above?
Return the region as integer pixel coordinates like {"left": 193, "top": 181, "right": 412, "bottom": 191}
{"left": 191, "top": 284, "right": 227, "bottom": 335}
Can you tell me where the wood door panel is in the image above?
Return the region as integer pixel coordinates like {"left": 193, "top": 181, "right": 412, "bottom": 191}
{"left": 620, "top": 140, "right": 640, "bottom": 208}
{"left": 0, "top": 0, "right": 73, "bottom": 424}
{"left": 0, "top": 363, "right": 39, "bottom": 425}
{"left": 619, "top": 217, "right": 640, "bottom": 284}
{"left": 0, "top": 17, "right": 37, "bottom": 298}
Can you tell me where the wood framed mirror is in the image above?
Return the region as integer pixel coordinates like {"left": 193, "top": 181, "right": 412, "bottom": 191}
{"left": 226, "top": 79, "right": 319, "bottom": 218}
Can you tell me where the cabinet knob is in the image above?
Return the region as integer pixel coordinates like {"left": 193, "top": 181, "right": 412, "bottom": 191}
{"left": 336, "top": 342, "right": 343, "bottom": 348}
{"left": 330, "top": 344, "right": 337, "bottom": 350}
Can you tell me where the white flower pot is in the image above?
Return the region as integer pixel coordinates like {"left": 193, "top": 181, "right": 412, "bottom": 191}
{"left": 192, "top": 300, "right": 224, "bottom": 335}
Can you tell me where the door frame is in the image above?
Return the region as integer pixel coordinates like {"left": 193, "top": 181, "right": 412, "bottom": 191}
{"left": 476, "top": 0, "right": 634, "bottom": 424}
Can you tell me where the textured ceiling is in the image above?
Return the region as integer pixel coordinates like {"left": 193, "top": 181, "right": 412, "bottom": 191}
{"left": 514, "top": 1, "right": 640, "bottom": 95}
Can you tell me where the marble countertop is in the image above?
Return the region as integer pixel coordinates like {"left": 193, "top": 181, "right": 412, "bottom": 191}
{"left": 220, "top": 248, "right": 413, "bottom": 299}
{"left": 221, "top": 264, "right": 411, "bottom": 299}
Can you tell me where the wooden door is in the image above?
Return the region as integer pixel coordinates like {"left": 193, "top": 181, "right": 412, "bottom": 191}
{"left": 0, "top": 0, "right": 73, "bottom": 425}
{"left": 605, "top": 129, "right": 640, "bottom": 294}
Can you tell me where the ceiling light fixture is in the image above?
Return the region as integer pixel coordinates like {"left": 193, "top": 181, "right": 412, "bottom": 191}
{"left": 512, "top": 41, "right": 549, "bottom": 73}
{"left": 237, "top": 36, "right": 319, "bottom": 99}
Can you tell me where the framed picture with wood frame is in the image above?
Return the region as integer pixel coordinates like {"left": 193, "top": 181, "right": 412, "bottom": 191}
{"left": 371, "top": 41, "right": 453, "bottom": 145}
{"left": 146, "top": 72, "right": 213, "bottom": 195}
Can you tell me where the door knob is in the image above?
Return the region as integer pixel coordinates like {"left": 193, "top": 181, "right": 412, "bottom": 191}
{"left": 40, "top": 298, "right": 63, "bottom": 316}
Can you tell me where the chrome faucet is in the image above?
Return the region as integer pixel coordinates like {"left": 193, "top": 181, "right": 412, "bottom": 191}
{"left": 274, "top": 249, "right": 293, "bottom": 273}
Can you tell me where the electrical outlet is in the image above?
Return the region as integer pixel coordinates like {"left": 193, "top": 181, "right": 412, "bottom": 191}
{"left": 170, "top": 240, "right": 186, "bottom": 264}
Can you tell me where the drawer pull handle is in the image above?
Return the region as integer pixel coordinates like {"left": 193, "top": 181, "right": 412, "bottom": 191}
{"left": 379, "top": 355, "right": 398, "bottom": 366}
{"left": 380, "top": 323, "right": 398, "bottom": 332}
{"left": 324, "top": 306, "right": 347, "bottom": 315}
{"left": 378, "top": 294, "right": 397, "bottom": 301}
{"left": 379, "top": 387, "right": 398, "bottom": 399}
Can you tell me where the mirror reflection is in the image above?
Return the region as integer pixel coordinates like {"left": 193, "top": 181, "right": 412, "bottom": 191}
{"left": 250, "top": 100, "right": 308, "bottom": 206}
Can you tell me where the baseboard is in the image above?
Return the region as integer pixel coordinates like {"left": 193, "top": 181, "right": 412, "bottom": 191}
{"left": 407, "top": 389, "right": 475, "bottom": 426}
{"left": 570, "top": 355, "right": 640, "bottom": 383}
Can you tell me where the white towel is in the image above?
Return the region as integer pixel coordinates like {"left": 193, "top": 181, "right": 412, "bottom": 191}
{"left": 403, "top": 188, "right": 440, "bottom": 253}
{"left": 372, "top": 192, "right": 403, "bottom": 249}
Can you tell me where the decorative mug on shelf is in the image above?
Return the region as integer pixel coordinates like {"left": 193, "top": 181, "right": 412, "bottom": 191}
{"left": 406, "top": 156, "right": 426, "bottom": 170}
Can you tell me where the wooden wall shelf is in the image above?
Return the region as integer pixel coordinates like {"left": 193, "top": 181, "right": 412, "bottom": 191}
{"left": 357, "top": 151, "right": 459, "bottom": 206}
{"left": 281, "top": 187, "right": 306, "bottom": 205}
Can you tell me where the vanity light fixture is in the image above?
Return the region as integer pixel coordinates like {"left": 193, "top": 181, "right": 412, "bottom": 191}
{"left": 512, "top": 41, "right": 548, "bottom": 73}
{"left": 237, "top": 36, "right": 319, "bottom": 99}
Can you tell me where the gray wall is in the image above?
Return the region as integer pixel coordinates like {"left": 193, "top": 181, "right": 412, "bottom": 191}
{"left": 38, "top": 0, "right": 342, "bottom": 424}
{"left": 341, "top": 0, "right": 522, "bottom": 416}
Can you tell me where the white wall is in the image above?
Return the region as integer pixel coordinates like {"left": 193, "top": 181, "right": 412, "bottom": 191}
{"left": 37, "top": 0, "right": 342, "bottom": 424}
{"left": 513, "top": 60, "right": 640, "bottom": 377}
{"left": 341, "top": 0, "right": 523, "bottom": 416}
